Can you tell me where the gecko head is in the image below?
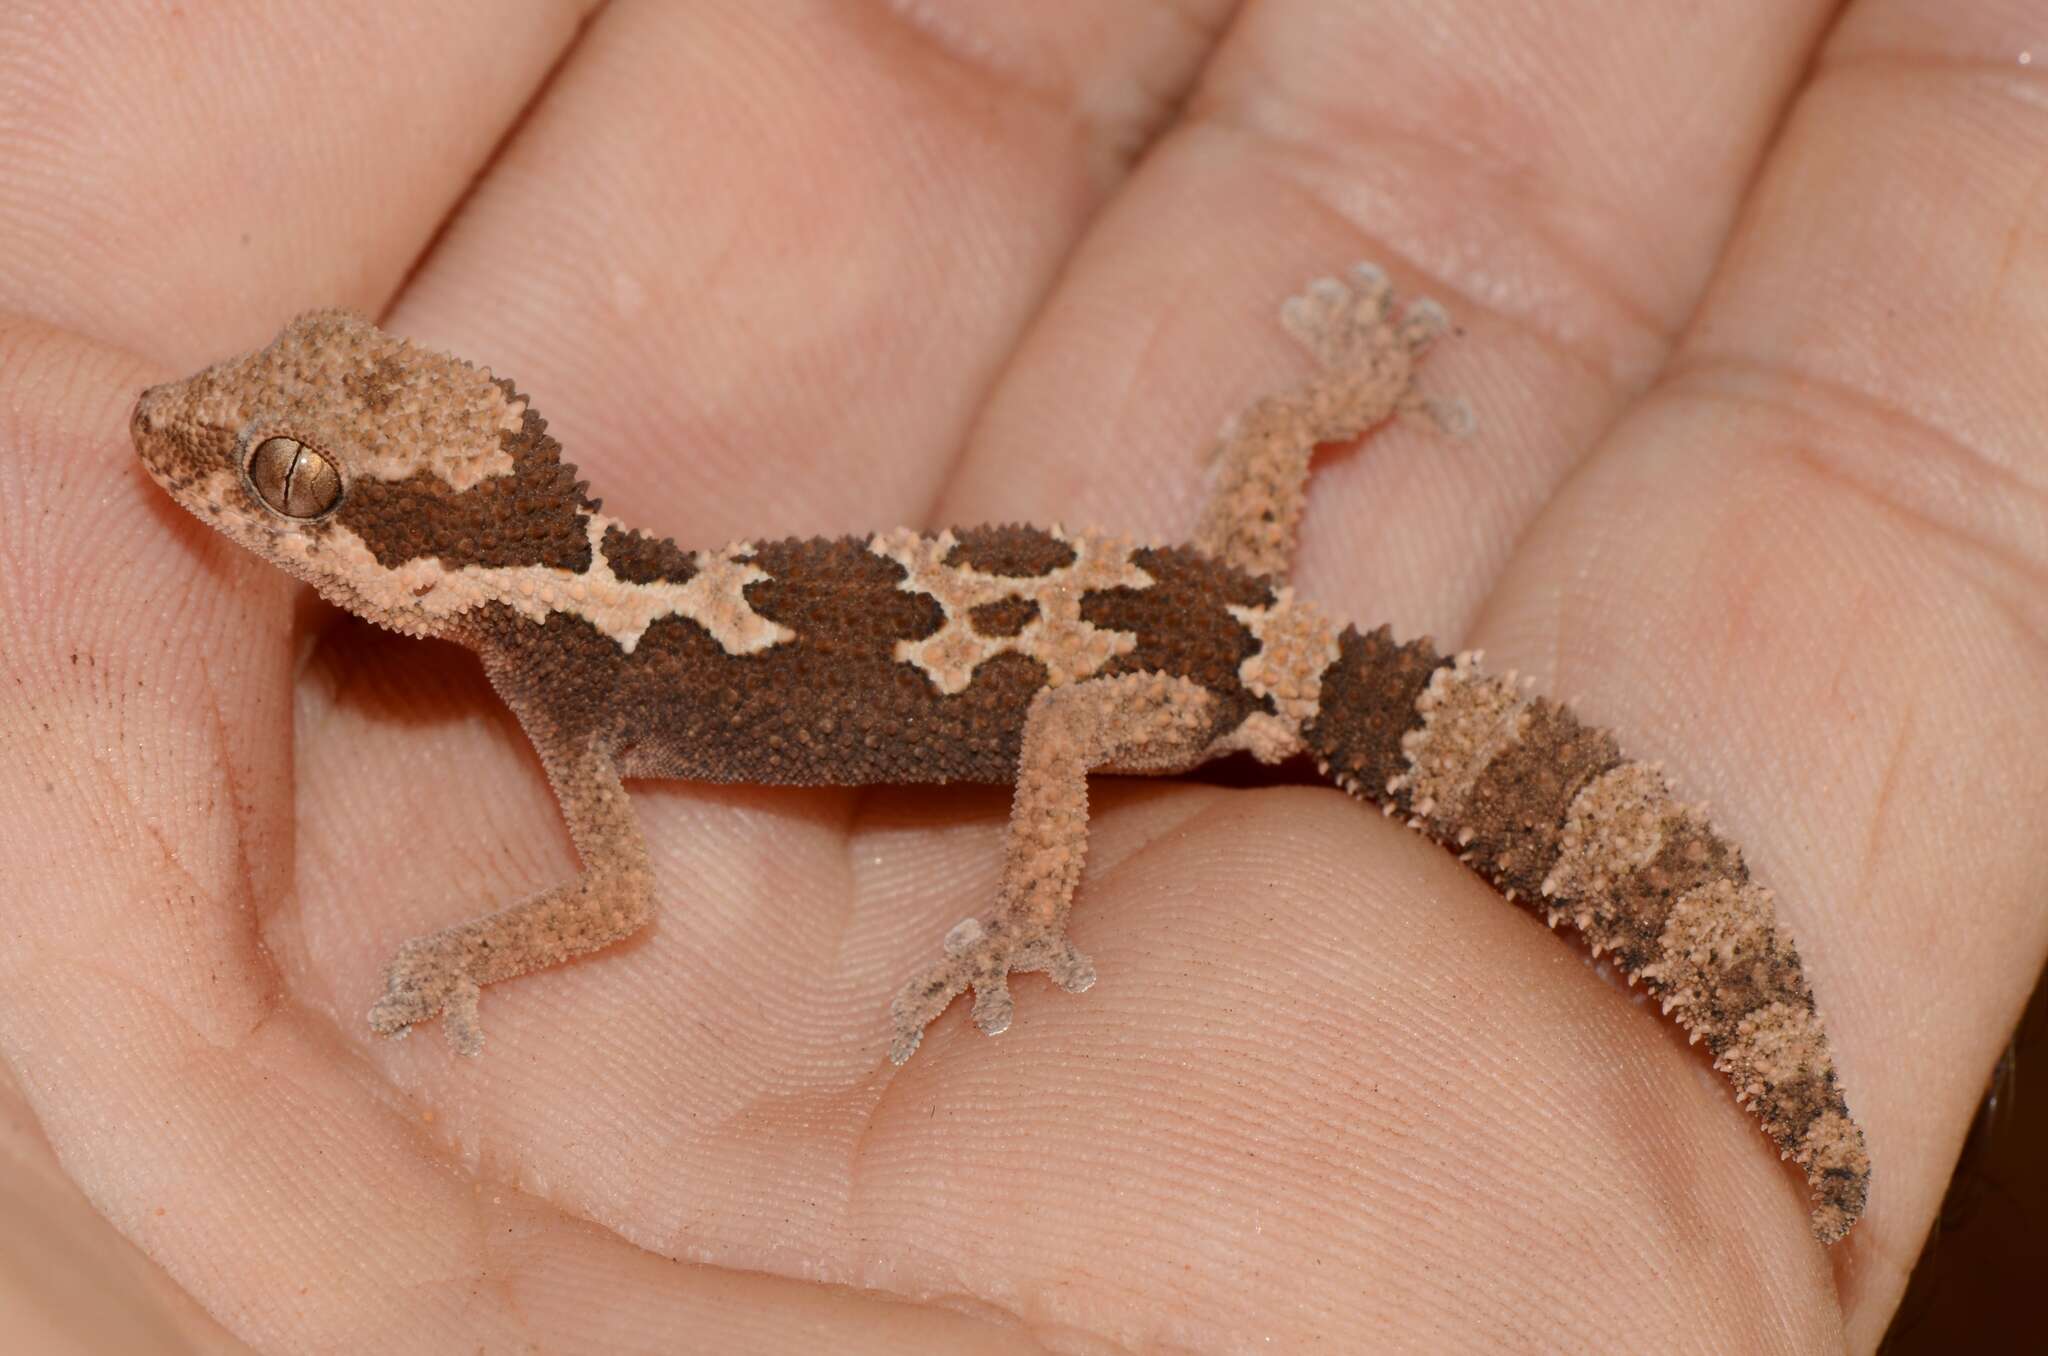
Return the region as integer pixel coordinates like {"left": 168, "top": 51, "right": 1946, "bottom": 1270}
{"left": 132, "top": 309, "right": 599, "bottom": 638}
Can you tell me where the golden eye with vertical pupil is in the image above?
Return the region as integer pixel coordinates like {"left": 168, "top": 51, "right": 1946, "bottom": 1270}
{"left": 247, "top": 436, "right": 342, "bottom": 518}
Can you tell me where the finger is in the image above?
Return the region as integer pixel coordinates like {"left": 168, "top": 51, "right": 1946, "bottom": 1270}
{"left": 2, "top": 915, "right": 1049, "bottom": 1353}
{"left": 860, "top": 790, "right": 1849, "bottom": 1349}
{"left": 312, "top": 0, "right": 1247, "bottom": 1081}
{"left": 386, "top": 0, "right": 1237, "bottom": 545}
{"left": 0, "top": 1070, "right": 243, "bottom": 1351}
{"left": 940, "top": 0, "right": 1838, "bottom": 637}
{"left": 282, "top": 0, "right": 1242, "bottom": 1157}
{"left": 0, "top": 1, "right": 591, "bottom": 362}
{"left": 1471, "top": 0, "right": 2048, "bottom": 1339}
{"left": 0, "top": 321, "right": 298, "bottom": 1046}
{"left": 0, "top": 326, "right": 1044, "bottom": 1353}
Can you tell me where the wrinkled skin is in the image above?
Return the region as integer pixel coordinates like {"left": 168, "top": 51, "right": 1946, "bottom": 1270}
{"left": 1, "top": 3, "right": 2044, "bottom": 1352}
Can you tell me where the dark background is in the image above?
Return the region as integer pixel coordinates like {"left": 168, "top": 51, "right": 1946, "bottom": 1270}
{"left": 1881, "top": 962, "right": 2046, "bottom": 1350}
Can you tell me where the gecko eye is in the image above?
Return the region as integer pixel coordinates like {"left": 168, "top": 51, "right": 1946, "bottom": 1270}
{"left": 247, "top": 436, "right": 343, "bottom": 519}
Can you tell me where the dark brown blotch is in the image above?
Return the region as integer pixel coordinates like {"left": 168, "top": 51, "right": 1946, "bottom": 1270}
{"left": 1747, "top": 1064, "right": 1831, "bottom": 1142}
{"left": 1085, "top": 545, "right": 1274, "bottom": 726}
{"left": 610, "top": 616, "right": 1042, "bottom": 787}
{"left": 745, "top": 536, "right": 944, "bottom": 662}
{"left": 602, "top": 524, "right": 698, "bottom": 585}
{"left": 969, "top": 597, "right": 1040, "bottom": 638}
{"left": 1456, "top": 698, "right": 1622, "bottom": 898}
{"left": 337, "top": 405, "right": 597, "bottom": 571}
{"left": 1302, "top": 624, "right": 1448, "bottom": 802}
{"left": 944, "top": 524, "right": 1076, "bottom": 577}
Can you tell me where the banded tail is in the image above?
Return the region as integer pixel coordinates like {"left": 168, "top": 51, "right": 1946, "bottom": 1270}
{"left": 1304, "top": 625, "right": 1869, "bottom": 1243}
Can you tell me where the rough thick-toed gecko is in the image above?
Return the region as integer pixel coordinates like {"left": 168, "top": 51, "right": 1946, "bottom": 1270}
{"left": 130, "top": 264, "right": 1869, "bottom": 1242}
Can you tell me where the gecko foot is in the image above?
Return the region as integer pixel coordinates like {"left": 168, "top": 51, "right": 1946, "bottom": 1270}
{"left": 887, "top": 915, "right": 1096, "bottom": 1064}
{"left": 1280, "top": 261, "right": 1472, "bottom": 438}
{"left": 369, "top": 938, "right": 486, "bottom": 1057}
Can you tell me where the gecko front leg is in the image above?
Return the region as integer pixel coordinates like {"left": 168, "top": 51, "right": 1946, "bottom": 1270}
{"left": 888, "top": 673, "right": 1223, "bottom": 1063}
{"left": 368, "top": 720, "right": 652, "bottom": 1056}
{"left": 1194, "top": 262, "right": 1469, "bottom": 582}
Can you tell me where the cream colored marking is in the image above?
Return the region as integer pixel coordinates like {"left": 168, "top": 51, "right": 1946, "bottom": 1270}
{"left": 174, "top": 311, "right": 530, "bottom": 492}
{"left": 1390, "top": 651, "right": 1531, "bottom": 819}
{"left": 1229, "top": 589, "right": 1340, "bottom": 724}
{"left": 870, "top": 526, "right": 1154, "bottom": 695}
{"left": 1640, "top": 876, "right": 1776, "bottom": 1012}
{"left": 1799, "top": 1109, "right": 1868, "bottom": 1177}
{"left": 1208, "top": 589, "right": 1341, "bottom": 764}
{"left": 1202, "top": 712, "right": 1305, "bottom": 764}
{"left": 185, "top": 469, "right": 790, "bottom": 655}
{"left": 1539, "top": 760, "right": 1680, "bottom": 911}
{"left": 1717, "top": 1000, "right": 1830, "bottom": 1106}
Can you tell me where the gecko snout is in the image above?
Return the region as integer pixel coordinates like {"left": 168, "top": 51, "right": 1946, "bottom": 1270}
{"left": 130, "top": 380, "right": 210, "bottom": 484}
{"left": 131, "top": 383, "right": 172, "bottom": 443}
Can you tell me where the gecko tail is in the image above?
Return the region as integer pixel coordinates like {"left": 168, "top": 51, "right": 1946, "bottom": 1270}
{"left": 1303, "top": 626, "right": 1870, "bottom": 1243}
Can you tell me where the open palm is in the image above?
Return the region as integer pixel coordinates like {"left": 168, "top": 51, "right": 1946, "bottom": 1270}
{"left": 4, "top": 3, "right": 2044, "bottom": 1351}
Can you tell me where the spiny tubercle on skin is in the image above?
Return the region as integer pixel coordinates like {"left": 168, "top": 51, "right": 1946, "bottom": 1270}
{"left": 1353, "top": 651, "right": 1868, "bottom": 1242}
{"left": 129, "top": 270, "right": 1866, "bottom": 1243}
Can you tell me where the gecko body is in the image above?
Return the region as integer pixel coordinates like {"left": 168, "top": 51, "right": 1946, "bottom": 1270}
{"left": 130, "top": 266, "right": 1869, "bottom": 1242}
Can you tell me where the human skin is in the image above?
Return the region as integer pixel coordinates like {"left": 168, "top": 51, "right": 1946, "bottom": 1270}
{"left": 1, "top": 1, "right": 2044, "bottom": 1351}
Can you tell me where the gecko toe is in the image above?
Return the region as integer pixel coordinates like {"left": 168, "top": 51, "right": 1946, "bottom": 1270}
{"left": 1053, "top": 946, "right": 1095, "bottom": 993}
{"left": 968, "top": 973, "right": 1015, "bottom": 1036}
{"left": 1281, "top": 262, "right": 1425, "bottom": 370}
{"left": 441, "top": 976, "right": 485, "bottom": 1057}
{"left": 1013, "top": 935, "right": 1096, "bottom": 993}
{"left": 1399, "top": 297, "right": 1450, "bottom": 349}
{"left": 1280, "top": 276, "right": 1363, "bottom": 366}
{"left": 942, "top": 915, "right": 989, "bottom": 957}
{"left": 887, "top": 916, "right": 1095, "bottom": 1061}
{"left": 1407, "top": 392, "right": 1474, "bottom": 438}
{"left": 1276, "top": 262, "right": 1461, "bottom": 441}
{"left": 369, "top": 940, "right": 486, "bottom": 1054}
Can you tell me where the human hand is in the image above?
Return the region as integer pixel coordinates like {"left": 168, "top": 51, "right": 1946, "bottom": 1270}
{"left": 2, "top": 3, "right": 2042, "bottom": 1351}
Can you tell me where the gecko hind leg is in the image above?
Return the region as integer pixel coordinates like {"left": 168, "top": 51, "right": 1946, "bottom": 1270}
{"left": 1193, "top": 261, "right": 1470, "bottom": 582}
{"left": 368, "top": 736, "right": 651, "bottom": 1056}
{"left": 888, "top": 673, "right": 1222, "bottom": 1064}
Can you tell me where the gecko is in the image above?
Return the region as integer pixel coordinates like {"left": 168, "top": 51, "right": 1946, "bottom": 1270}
{"left": 129, "top": 263, "right": 1869, "bottom": 1243}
